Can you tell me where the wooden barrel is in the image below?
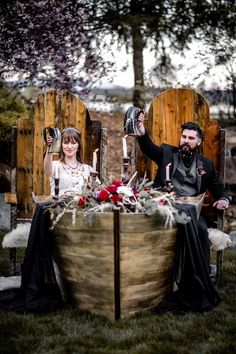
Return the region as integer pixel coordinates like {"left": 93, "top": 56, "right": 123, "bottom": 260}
{"left": 52, "top": 211, "right": 178, "bottom": 321}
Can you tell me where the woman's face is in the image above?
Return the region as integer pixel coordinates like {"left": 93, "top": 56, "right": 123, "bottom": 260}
{"left": 62, "top": 137, "right": 79, "bottom": 158}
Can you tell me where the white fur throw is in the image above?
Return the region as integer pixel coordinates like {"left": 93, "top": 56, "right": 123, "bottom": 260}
{"left": 0, "top": 276, "right": 21, "bottom": 290}
{"left": 2, "top": 223, "right": 31, "bottom": 248}
{"left": 1, "top": 223, "right": 232, "bottom": 253}
{"left": 208, "top": 228, "right": 232, "bottom": 251}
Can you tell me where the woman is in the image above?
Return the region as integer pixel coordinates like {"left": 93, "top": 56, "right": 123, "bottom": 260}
{"left": 0, "top": 128, "right": 93, "bottom": 314}
{"left": 44, "top": 127, "right": 93, "bottom": 196}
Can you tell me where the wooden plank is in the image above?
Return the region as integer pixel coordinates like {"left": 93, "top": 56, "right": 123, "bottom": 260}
{"left": 4, "top": 193, "right": 17, "bottom": 204}
{"left": 74, "top": 95, "right": 87, "bottom": 146}
{"left": 43, "top": 91, "right": 62, "bottom": 194}
{"left": 9, "top": 126, "right": 18, "bottom": 226}
{"left": 119, "top": 218, "right": 177, "bottom": 318}
{"left": 33, "top": 95, "right": 46, "bottom": 197}
{"left": 204, "top": 121, "right": 221, "bottom": 174}
{"left": 114, "top": 208, "right": 121, "bottom": 320}
{"left": 17, "top": 117, "right": 34, "bottom": 217}
{"left": 219, "top": 129, "right": 226, "bottom": 182}
{"left": 10, "top": 126, "right": 17, "bottom": 170}
{"left": 61, "top": 91, "right": 77, "bottom": 128}
{"left": 161, "top": 88, "right": 179, "bottom": 145}
{"left": 177, "top": 88, "right": 194, "bottom": 128}
{"left": 44, "top": 90, "right": 57, "bottom": 126}
{"left": 100, "top": 128, "right": 108, "bottom": 181}
{"left": 53, "top": 212, "right": 115, "bottom": 321}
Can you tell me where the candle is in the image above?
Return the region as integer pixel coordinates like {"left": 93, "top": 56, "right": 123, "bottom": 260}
{"left": 93, "top": 148, "right": 99, "bottom": 171}
{"left": 122, "top": 135, "right": 128, "bottom": 157}
{"left": 55, "top": 162, "right": 59, "bottom": 179}
{"left": 166, "top": 163, "right": 171, "bottom": 180}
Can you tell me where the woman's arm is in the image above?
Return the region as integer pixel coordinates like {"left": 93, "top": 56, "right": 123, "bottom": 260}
{"left": 43, "top": 136, "right": 54, "bottom": 177}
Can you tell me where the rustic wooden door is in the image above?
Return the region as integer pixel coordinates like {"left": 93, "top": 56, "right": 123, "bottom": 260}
{"left": 136, "top": 88, "right": 225, "bottom": 182}
{"left": 14, "top": 90, "right": 107, "bottom": 218}
{"left": 134, "top": 88, "right": 226, "bottom": 228}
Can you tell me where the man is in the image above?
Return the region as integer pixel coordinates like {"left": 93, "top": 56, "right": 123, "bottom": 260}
{"left": 137, "top": 114, "right": 229, "bottom": 206}
{"left": 136, "top": 114, "right": 230, "bottom": 312}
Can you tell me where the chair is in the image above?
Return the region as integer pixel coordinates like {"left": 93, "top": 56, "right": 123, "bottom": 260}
{"left": 4, "top": 89, "right": 108, "bottom": 275}
{"left": 134, "top": 88, "right": 228, "bottom": 285}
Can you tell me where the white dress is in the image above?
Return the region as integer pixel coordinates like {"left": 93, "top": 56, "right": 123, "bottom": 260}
{"left": 50, "top": 160, "right": 93, "bottom": 196}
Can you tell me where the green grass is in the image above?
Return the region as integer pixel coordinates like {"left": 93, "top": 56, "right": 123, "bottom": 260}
{"left": 0, "top": 231, "right": 235, "bottom": 354}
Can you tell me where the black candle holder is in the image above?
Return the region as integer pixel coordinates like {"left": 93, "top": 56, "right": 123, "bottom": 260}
{"left": 164, "top": 179, "right": 173, "bottom": 193}
{"left": 54, "top": 178, "right": 59, "bottom": 197}
{"left": 90, "top": 171, "right": 99, "bottom": 188}
{"left": 122, "top": 156, "right": 130, "bottom": 184}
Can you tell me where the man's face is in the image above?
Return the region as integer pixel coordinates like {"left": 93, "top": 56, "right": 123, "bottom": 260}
{"left": 179, "top": 129, "right": 202, "bottom": 153}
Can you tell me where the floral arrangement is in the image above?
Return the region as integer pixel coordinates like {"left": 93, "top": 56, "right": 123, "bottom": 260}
{"left": 49, "top": 175, "right": 191, "bottom": 230}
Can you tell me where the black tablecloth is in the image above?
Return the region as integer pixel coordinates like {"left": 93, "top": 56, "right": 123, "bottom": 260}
{"left": 156, "top": 204, "right": 221, "bottom": 314}
{"left": 0, "top": 204, "right": 63, "bottom": 314}
{"left": 0, "top": 203, "right": 221, "bottom": 314}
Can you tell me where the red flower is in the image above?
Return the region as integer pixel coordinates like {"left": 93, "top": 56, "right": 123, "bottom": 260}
{"left": 77, "top": 196, "right": 87, "bottom": 207}
{"left": 112, "top": 180, "right": 122, "bottom": 187}
{"left": 111, "top": 194, "right": 120, "bottom": 204}
{"left": 132, "top": 186, "right": 139, "bottom": 195}
{"left": 99, "top": 189, "right": 109, "bottom": 202}
{"left": 159, "top": 199, "right": 167, "bottom": 206}
{"left": 106, "top": 184, "right": 117, "bottom": 193}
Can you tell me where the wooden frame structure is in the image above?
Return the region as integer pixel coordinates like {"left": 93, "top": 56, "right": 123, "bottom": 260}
{"left": 53, "top": 209, "right": 178, "bottom": 321}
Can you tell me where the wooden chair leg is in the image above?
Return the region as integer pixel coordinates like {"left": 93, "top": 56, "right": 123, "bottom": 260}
{"left": 215, "top": 250, "right": 223, "bottom": 286}
{"left": 9, "top": 248, "right": 17, "bottom": 275}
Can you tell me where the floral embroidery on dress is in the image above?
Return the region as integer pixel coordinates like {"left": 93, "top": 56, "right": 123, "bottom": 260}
{"left": 50, "top": 160, "right": 92, "bottom": 196}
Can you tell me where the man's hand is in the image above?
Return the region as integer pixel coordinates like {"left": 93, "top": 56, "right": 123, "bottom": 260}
{"left": 137, "top": 111, "right": 146, "bottom": 136}
{"left": 213, "top": 199, "right": 229, "bottom": 210}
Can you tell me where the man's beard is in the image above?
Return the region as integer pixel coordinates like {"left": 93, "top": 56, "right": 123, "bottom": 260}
{"left": 179, "top": 143, "right": 198, "bottom": 167}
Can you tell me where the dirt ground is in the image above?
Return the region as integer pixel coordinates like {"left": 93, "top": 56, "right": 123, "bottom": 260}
{"left": 90, "top": 110, "right": 131, "bottom": 179}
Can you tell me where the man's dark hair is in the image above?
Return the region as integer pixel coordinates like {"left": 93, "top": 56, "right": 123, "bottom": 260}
{"left": 181, "top": 122, "right": 204, "bottom": 141}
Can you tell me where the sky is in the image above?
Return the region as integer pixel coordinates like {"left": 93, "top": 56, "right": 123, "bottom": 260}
{"left": 96, "top": 40, "right": 229, "bottom": 90}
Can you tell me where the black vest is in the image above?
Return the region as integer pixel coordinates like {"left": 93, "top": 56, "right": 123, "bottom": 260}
{"left": 171, "top": 155, "right": 198, "bottom": 196}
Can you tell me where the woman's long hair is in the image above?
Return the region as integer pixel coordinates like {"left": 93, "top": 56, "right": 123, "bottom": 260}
{"left": 59, "top": 127, "right": 83, "bottom": 163}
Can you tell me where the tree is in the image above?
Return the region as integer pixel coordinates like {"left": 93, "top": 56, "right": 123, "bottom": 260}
{"left": 0, "top": 1, "right": 235, "bottom": 108}
{"left": 201, "top": 34, "right": 236, "bottom": 120}
{"left": 0, "top": 0, "right": 115, "bottom": 94}
{"left": 0, "top": 80, "right": 29, "bottom": 166}
{"left": 83, "top": 0, "right": 235, "bottom": 107}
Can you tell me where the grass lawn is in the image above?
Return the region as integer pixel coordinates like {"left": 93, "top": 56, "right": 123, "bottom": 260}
{"left": 0, "top": 231, "right": 235, "bottom": 354}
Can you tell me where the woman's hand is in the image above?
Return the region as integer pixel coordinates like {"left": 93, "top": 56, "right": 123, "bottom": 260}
{"left": 46, "top": 135, "right": 53, "bottom": 147}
